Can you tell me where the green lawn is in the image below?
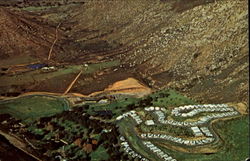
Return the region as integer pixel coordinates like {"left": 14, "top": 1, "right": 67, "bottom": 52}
{"left": 150, "top": 89, "right": 197, "bottom": 107}
{"left": 32, "top": 60, "right": 120, "bottom": 81}
{"left": 90, "top": 145, "right": 109, "bottom": 161}
{"left": 210, "top": 116, "right": 249, "bottom": 161}
{"left": 87, "top": 89, "right": 196, "bottom": 120}
{"left": 84, "top": 60, "right": 120, "bottom": 74}
{"left": 0, "top": 60, "right": 120, "bottom": 86}
{"left": 0, "top": 95, "right": 69, "bottom": 121}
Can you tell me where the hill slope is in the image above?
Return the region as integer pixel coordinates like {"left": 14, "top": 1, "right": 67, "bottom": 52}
{"left": 0, "top": 7, "right": 63, "bottom": 60}
{"left": 64, "top": 0, "right": 248, "bottom": 103}
{"left": 0, "top": 0, "right": 248, "bottom": 103}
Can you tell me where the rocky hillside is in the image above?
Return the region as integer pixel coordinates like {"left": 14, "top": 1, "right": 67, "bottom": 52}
{"left": 0, "top": 7, "right": 64, "bottom": 60}
{"left": 0, "top": 0, "right": 248, "bottom": 103}
{"left": 64, "top": 0, "right": 248, "bottom": 103}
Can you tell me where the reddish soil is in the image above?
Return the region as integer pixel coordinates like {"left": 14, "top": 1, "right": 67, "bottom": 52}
{"left": 70, "top": 68, "right": 141, "bottom": 95}
{"left": 0, "top": 8, "right": 64, "bottom": 60}
{"left": 0, "top": 0, "right": 248, "bottom": 103}
{"left": 28, "top": 72, "right": 78, "bottom": 93}
{"left": 28, "top": 68, "right": 140, "bottom": 95}
{"left": 89, "top": 77, "right": 152, "bottom": 97}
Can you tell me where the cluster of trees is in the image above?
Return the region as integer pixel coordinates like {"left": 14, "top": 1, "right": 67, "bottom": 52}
{"left": 17, "top": 104, "right": 131, "bottom": 160}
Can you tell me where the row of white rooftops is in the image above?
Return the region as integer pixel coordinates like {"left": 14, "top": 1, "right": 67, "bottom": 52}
{"left": 155, "top": 111, "right": 166, "bottom": 120}
{"left": 116, "top": 110, "right": 143, "bottom": 124}
{"left": 200, "top": 127, "right": 213, "bottom": 137}
{"left": 154, "top": 111, "right": 239, "bottom": 127}
{"left": 172, "top": 108, "right": 235, "bottom": 117}
{"left": 143, "top": 141, "right": 177, "bottom": 161}
{"left": 191, "top": 126, "right": 204, "bottom": 137}
{"left": 116, "top": 105, "right": 239, "bottom": 127}
{"left": 154, "top": 111, "right": 200, "bottom": 126}
{"left": 140, "top": 133, "right": 214, "bottom": 146}
{"left": 174, "top": 104, "right": 229, "bottom": 109}
{"left": 145, "top": 106, "right": 167, "bottom": 112}
{"left": 145, "top": 104, "right": 230, "bottom": 113}
{"left": 171, "top": 104, "right": 229, "bottom": 112}
{"left": 120, "top": 136, "right": 149, "bottom": 161}
{"left": 144, "top": 121, "right": 213, "bottom": 137}
{"left": 171, "top": 104, "right": 235, "bottom": 117}
{"left": 196, "top": 111, "right": 239, "bottom": 123}
{"left": 144, "top": 123, "right": 213, "bottom": 138}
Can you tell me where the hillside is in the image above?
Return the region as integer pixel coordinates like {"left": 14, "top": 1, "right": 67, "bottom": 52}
{"left": 56, "top": 0, "right": 248, "bottom": 103}
{"left": 0, "top": 0, "right": 248, "bottom": 103}
{"left": 0, "top": 0, "right": 248, "bottom": 160}
{"left": 0, "top": 7, "right": 65, "bottom": 62}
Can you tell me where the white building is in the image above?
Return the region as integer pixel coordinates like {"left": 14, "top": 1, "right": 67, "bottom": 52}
{"left": 155, "top": 107, "right": 160, "bottom": 110}
{"left": 145, "top": 120, "right": 155, "bottom": 125}
{"left": 116, "top": 115, "right": 123, "bottom": 120}
{"left": 191, "top": 126, "right": 203, "bottom": 137}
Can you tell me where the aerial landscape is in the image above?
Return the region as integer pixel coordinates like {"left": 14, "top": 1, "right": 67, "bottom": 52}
{"left": 0, "top": 0, "right": 248, "bottom": 161}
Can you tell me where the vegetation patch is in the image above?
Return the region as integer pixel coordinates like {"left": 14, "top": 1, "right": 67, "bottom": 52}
{"left": 0, "top": 95, "right": 69, "bottom": 122}
{"left": 90, "top": 145, "right": 109, "bottom": 161}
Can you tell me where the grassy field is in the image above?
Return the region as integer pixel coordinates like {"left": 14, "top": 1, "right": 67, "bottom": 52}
{"left": 35, "top": 60, "right": 119, "bottom": 79}
{"left": 83, "top": 60, "right": 120, "bottom": 74}
{"left": 0, "top": 95, "right": 69, "bottom": 122}
{"left": 86, "top": 88, "right": 196, "bottom": 121}
{"left": 0, "top": 60, "right": 120, "bottom": 87}
{"left": 149, "top": 89, "right": 197, "bottom": 107}
{"left": 210, "top": 116, "right": 249, "bottom": 161}
{"left": 83, "top": 88, "right": 197, "bottom": 120}
{"left": 90, "top": 145, "right": 109, "bottom": 161}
